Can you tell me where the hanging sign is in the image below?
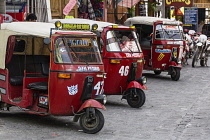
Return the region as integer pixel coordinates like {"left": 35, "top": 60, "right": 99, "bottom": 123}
{"left": 193, "top": 3, "right": 210, "bottom": 8}
{"left": 165, "top": 0, "right": 193, "bottom": 7}
{"left": 184, "top": 7, "right": 197, "bottom": 25}
{"left": 63, "top": 0, "right": 77, "bottom": 15}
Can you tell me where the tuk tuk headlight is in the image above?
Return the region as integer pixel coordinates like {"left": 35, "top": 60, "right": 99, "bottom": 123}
{"left": 94, "top": 95, "right": 107, "bottom": 105}
{"left": 55, "top": 21, "right": 62, "bottom": 28}
{"left": 130, "top": 26, "right": 135, "bottom": 29}
{"left": 92, "top": 24, "right": 98, "bottom": 30}
{"left": 136, "top": 76, "right": 147, "bottom": 85}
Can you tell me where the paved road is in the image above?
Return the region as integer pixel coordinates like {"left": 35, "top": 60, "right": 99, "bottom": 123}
{"left": 0, "top": 59, "right": 210, "bottom": 140}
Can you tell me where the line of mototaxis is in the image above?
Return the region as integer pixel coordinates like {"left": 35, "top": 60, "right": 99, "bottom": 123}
{"left": 0, "top": 20, "right": 147, "bottom": 134}
{"left": 0, "top": 17, "right": 205, "bottom": 134}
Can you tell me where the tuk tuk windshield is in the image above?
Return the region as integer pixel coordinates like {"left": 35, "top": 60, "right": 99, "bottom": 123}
{"left": 106, "top": 30, "right": 142, "bottom": 53}
{"left": 54, "top": 36, "right": 102, "bottom": 64}
{"left": 155, "top": 25, "right": 184, "bottom": 40}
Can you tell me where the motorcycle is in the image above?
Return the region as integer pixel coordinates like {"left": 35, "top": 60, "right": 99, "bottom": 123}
{"left": 192, "top": 34, "right": 208, "bottom": 67}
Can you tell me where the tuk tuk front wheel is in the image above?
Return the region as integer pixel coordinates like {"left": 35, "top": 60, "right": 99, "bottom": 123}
{"left": 171, "top": 68, "right": 180, "bottom": 81}
{"left": 79, "top": 109, "right": 104, "bottom": 134}
{"left": 126, "top": 88, "right": 146, "bottom": 108}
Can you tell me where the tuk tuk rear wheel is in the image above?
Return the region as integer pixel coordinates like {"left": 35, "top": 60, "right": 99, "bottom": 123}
{"left": 126, "top": 88, "right": 146, "bottom": 108}
{"left": 154, "top": 70, "right": 161, "bottom": 75}
{"left": 171, "top": 68, "right": 180, "bottom": 81}
{"left": 79, "top": 109, "right": 104, "bottom": 134}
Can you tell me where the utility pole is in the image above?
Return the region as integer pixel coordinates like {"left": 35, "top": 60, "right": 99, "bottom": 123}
{"left": 0, "top": 0, "right": 6, "bottom": 14}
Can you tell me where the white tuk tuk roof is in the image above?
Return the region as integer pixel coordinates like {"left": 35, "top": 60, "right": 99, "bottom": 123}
{"left": 50, "top": 18, "right": 117, "bottom": 32}
{"left": 124, "top": 16, "right": 178, "bottom": 26}
{"left": 0, "top": 22, "right": 55, "bottom": 69}
{"left": 0, "top": 22, "right": 95, "bottom": 69}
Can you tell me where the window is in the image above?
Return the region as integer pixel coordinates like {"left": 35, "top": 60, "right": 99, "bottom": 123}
{"left": 54, "top": 36, "right": 102, "bottom": 64}
{"left": 155, "top": 25, "right": 184, "bottom": 40}
{"left": 106, "top": 30, "right": 142, "bottom": 53}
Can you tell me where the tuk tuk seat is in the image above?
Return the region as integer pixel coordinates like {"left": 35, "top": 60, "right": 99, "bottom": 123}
{"left": 10, "top": 76, "right": 23, "bottom": 86}
{"left": 27, "top": 82, "right": 48, "bottom": 91}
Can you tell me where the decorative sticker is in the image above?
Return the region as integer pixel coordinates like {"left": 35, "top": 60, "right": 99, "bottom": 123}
{"left": 125, "top": 53, "right": 141, "bottom": 57}
{"left": 157, "top": 53, "right": 165, "bottom": 61}
{"left": 77, "top": 66, "right": 100, "bottom": 72}
{"left": 67, "top": 84, "right": 78, "bottom": 95}
{"left": 155, "top": 49, "right": 171, "bottom": 53}
{"left": 39, "top": 96, "right": 48, "bottom": 105}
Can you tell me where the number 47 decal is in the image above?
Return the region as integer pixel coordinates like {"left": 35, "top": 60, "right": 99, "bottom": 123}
{"left": 94, "top": 81, "right": 104, "bottom": 95}
{"left": 119, "top": 66, "right": 129, "bottom": 76}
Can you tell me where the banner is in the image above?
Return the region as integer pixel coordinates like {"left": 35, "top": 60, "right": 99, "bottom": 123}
{"left": 63, "top": 0, "right": 77, "bottom": 15}
{"left": 165, "top": 0, "right": 193, "bottom": 7}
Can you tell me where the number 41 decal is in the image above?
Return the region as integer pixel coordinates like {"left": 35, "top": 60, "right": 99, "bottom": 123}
{"left": 119, "top": 66, "right": 129, "bottom": 76}
{"left": 94, "top": 81, "right": 104, "bottom": 95}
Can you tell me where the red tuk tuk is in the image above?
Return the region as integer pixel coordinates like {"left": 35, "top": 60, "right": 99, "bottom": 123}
{"left": 50, "top": 19, "right": 147, "bottom": 108}
{"left": 125, "top": 16, "right": 185, "bottom": 81}
{"left": 0, "top": 21, "right": 106, "bottom": 134}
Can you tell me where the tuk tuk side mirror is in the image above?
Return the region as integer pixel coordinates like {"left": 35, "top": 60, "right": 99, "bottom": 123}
{"left": 44, "top": 38, "right": 51, "bottom": 45}
{"left": 43, "top": 38, "right": 52, "bottom": 52}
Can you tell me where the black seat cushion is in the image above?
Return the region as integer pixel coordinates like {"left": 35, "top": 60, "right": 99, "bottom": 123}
{"left": 10, "top": 76, "right": 23, "bottom": 86}
{"left": 27, "top": 82, "right": 48, "bottom": 91}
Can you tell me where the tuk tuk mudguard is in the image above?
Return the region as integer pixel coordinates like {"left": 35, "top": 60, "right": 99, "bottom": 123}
{"left": 169, "top": 61, "right": 182, "bottom": 69}
{"left": 73, "top": 99, "right": 106, "bottom": 122}
{"left": 126, "top": 81, "right": 147, "bottom": 90}
{"left": 77, "top": 99, "right": 106, "bottom": 113}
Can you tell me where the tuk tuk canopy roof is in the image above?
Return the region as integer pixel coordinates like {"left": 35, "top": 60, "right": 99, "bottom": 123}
{"left": 0, "top": 22, "right": 96, "bottom": 69}
{"left": 1, "top": 22, "right": 56, "bottom": 38}
{"left": 124, "top": 16, "right": 179, "bottom": 26}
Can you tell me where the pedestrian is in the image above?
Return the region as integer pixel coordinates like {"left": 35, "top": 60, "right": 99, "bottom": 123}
{"left": 197, "top": 21, "right": 204, "bottom": 33}
{"left": 26, "top": 13, "right": 37, "bottom": 22}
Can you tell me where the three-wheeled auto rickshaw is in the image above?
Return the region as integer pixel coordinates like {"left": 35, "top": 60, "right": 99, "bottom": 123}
{"left": 0, "top": 21, "right": 106, "bottom": 133}
{"left": 50, "top": 19, "right": 147, "bottom": 108}
{"left": 125, "top": 16, "right": 185, "bottom": 81}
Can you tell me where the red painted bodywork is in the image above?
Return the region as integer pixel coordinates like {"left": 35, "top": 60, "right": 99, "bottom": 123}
{"left": 142, "top": 21, "right": 184, "bottom": 72}
{"left": 0, "top": 32, "right": 105, "bottom": 116}
{"left": 101, "top": 26, "right": 146, "bottom": 95}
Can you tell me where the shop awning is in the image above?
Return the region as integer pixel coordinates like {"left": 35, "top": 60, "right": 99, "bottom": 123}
{"left": 118, "top": 0, "right": 141, "bottom": 8}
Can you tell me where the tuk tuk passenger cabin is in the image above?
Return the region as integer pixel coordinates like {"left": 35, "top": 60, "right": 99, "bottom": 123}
{"left": 125, "top": 16, "right": 185, "bottom": 81}
{"left": 0, "top": 21, "right": 106, "bottom": 134}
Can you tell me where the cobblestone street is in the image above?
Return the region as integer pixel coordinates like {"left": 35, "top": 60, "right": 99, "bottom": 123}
{"left": 0, "top": 59, "right": 210, "bottom": 140}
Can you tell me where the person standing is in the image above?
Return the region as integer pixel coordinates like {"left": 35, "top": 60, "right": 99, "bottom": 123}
{"left": 197, "top": 21, "right": 204, "bottom": 33}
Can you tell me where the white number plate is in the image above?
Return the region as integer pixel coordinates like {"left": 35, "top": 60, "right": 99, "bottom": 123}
{"left": 39, "top": 96, "right": 48, "bottom": 105}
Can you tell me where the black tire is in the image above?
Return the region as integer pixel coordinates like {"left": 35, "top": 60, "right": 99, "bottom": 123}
{"left": 79, "top": 109, "right": 104, "bottom": 134}
{"left": 200, "top": 52, "right": 208, "bottom": 66}
{"left": 200, "top": 59, "right": 205, "bottom": 66}
{"left": 126, "top": 88, "right": 146, "bottom": 108}
{"left": 154, "top": 70, "right": 161, "bottom": 75}
{"left": 171, "top": 68, "right": 180, "bottom": 81}
{"left": 192, "top": 49, "right": 199, "bottom": 67}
